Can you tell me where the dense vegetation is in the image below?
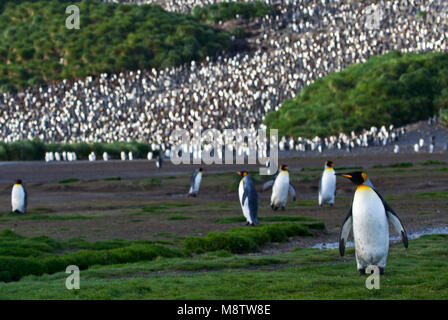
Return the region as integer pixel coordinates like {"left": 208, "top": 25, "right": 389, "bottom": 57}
{"left": 0, "top": 0, "right": 229, "bottom": 92}
{"left": 0, "top": 140, "right": 155, "bottom": 161}
{"left": 184, "top": 222, "right": 324, "bottom": 253}
{"left": 0, "top": 229, "right": 187, "bottom": 282}
{"left": 0, "top": 234, "right": 447, "bottom": 298}
{"left": 192, "top": 1, "right": 273, "bottom": 24}
{"left": 264, "top": 51, "right": 448, "bottom": 137}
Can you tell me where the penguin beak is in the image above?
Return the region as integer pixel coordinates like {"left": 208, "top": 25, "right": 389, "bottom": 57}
{"left": 335, "top": 173, "right": 352, "bottom": 179}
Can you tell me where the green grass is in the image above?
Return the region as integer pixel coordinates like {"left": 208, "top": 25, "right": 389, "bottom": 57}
{"left": 0, "top": 0, "right": 229, "bottom": 92}
{"left": 264, "top": 51, "right": 448, "bottom": 137}
{"left": 419, "top": 160, "right": 447, "bottom": 166}
{"left": 184, "top": 222, "right": 323, "bottom": 254}
{"left": 413, "top": 192, "right": 448, "bottom": 199}
{"left": 372, "top": 162, "right": 413, "bottom": 169}
{"left": 166, "top": 215, "right": 193, "bottom": 221}
{"left": 215, "top": 216, "right": 317, "bottom": 224}
{"left": 0, "top": 229, "right": 188, "bottom": 282}
{"left": 0, "top": 234, "right": 446, "bottom": 299}
{"left": 418, "top": 212, "right": 433, "bottom": 215}
{"left": 58, "top": 178, "right": 80, "bottom": 184}
{"left": 133, "top": 203, "right": 193, "bottom": 215}
{"left": 0, "top": 213, "right": 95, "bottom": 221}
{"left": 102, "top": 176, "right": 121, "bottom": 181}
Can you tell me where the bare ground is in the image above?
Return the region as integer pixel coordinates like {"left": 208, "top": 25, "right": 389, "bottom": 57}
{"left": 0, "top": 152, "right": 447, "bottom": 251}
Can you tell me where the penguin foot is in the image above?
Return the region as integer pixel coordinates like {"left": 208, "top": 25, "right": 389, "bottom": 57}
{"left": 245, "top": 222, "right": 250, "bottom": 226}
{"left": 358, "top": 268, "right": 366, "bottom": 275}
{"left": 273, "top": 206, "right": 279, "bottom": 211}
{"left": 281, "top": 206, "right": 286, "bottom": 211}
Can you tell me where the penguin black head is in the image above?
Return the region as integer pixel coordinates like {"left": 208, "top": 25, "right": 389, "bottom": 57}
{"left": 198, "top": 168, "right": 203, "bottom": 172}
{"left": 15, "top": 179, "right": 23, "bottom": 185}
{"left": 335, "top": 171, "right": 367, "bottom": 186}
{"left": 325, "top": 160, "right": 334, "bottom": 168}
{"left": 237, "top": 171, "right": 248, "bottom": 177}
{"left": 280, "top": 164, "right": 289, "bottom": 171}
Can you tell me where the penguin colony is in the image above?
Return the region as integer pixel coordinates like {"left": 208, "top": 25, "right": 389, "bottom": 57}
{"left": 1, "top": 0, "right": 447, "bottom": 149}
{"left": 11, "top": 159, "right": 410, "bottom": 274}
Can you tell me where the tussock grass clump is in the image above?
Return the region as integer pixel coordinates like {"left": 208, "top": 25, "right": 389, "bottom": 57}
{"left": 166, "top": 215, "right": 193, "bottom": 221}
{"left": 102, "top": 176, "right": 121, "bottom": 181}
{"left": 215, "top": 216, "right": 317, "bottom": 224}
{"left": 58, "top": 178, "right": 80, "bottom": 184}
{"left": 0, "top": 229, "right": 187, "bottom": 282}
{"left": 414, "top": 192, "right": 448, "bottom": 199}
{"left": 372, "top": 162, "right": 413, "bottom": 169}
{"left": 419, "top": 160, "right": 447, "bottom": 166}
{"left": 184, "top": 222, "right": 323, "bottom": 254}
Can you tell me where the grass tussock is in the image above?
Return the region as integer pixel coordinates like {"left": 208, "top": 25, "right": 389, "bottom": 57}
{"left": 184, "top": 222, "right": 324, "bottom": 254}
{"left": 372, "top": 162, "right": 413, "bottom": 169}
{"left": 0, "top": 229, "right": 187, "bottom": 282}
{"left": 215, "top": 216, "right": 317, "bottom": 224}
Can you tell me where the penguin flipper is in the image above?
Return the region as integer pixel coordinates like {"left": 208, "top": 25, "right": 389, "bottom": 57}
{"left": 261, "top": 179, "right": 274, "bottom": 192}
{"left": 339, "top": 205, "right": 353, "bottom": 257}
{"left": 386, "top": 211, "right": 408, "bottom": 248}
{"left": 288, "top": 184, "right": 296, "bottom": 201}
{"left": 373, "top": 189, "right": 408, "bottom": 248}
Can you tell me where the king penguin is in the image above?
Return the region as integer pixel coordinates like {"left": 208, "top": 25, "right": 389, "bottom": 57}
{"left": 188, "top": 168, "right": 203, "bottom": 197}
{"left": 11, "top": 179, "right": 27, "bottom": 214}
{"left": 318, "top": 160, "right": 336, "bottom": 206}
{"left": 156, "top": 155, "right": 162, "bottom": 169}
{"left": 336, "top": 172, "right": 408, "bottom": 275}
{"left": 262, "top": 164, "right": 296, "bottom": 211}
{"left": 237, "top": 171, "right": 259, "bottom": 226}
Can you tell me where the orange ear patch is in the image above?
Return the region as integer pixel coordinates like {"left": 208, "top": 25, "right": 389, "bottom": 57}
{"left": 362, "top": 173, "right": 367, "bottom": 182}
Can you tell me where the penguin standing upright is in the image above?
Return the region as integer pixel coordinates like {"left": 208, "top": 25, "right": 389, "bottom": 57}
{"left": 156, "top": 155, "right": 162, "bottom": 169}
{"left": 262, "top": 164, "right": 296, "bottom": 211}
{"left": 188, "top": 168, "right": 203, "bottom": 197}
{"left": 11, "top": 179, "right": 27, "bottom": 214}
{"left": 319, "top": 160, "right": 336, "bottom": 206}
{"left": 336, "top": 172, "right": 408, "bottom": 274}
{"left": 237, "top": 171, "right": 259, "bottom": 226}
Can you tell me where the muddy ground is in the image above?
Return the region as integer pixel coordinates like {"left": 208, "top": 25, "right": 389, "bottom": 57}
{"left": 0, "top": 152, "right": 447, "bottom": 250}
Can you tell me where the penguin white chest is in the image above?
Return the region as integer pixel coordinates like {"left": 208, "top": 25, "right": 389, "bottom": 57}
{"left": 352, "top": 185, "right": 389, "bottom": 266}
{"left": 272, "top": 172, "right": 289, "bottom": 206}
{"left": 320, "top": 169, "right": 336, "bottom": 202}
{"left": 239, "top": 179, "right": 252, "bottom": 223}
{"left": 194, "top": 173, "right": 202, "bottom": 192}
{"left": 12, "top": 185, "right": 26, "bottom": 213}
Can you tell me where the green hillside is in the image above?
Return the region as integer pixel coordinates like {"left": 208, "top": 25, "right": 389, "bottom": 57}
{"left": 0, "top": 0, "right": 229, "bottom": 92}
{"left": 264, "top": 51, "right": 448, "bottom": 137}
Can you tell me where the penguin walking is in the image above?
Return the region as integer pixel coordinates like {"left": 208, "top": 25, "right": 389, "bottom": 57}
{"left": 11, "top": 179, "right": 27, "bottom": 214}
{"left": 262, "top": 164, "right": 296, "bottom": 211}
{"left": 319, "top": 161, "right": 336, "bottom": 206}
{"left": 237, "top": 171, "right": 259, "bottom": 226}
{"left": 336, "top": 172, "right": 408, "bottom": 275}
{"left": 188, "top": 168, "right": 203, "bottom": 197}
